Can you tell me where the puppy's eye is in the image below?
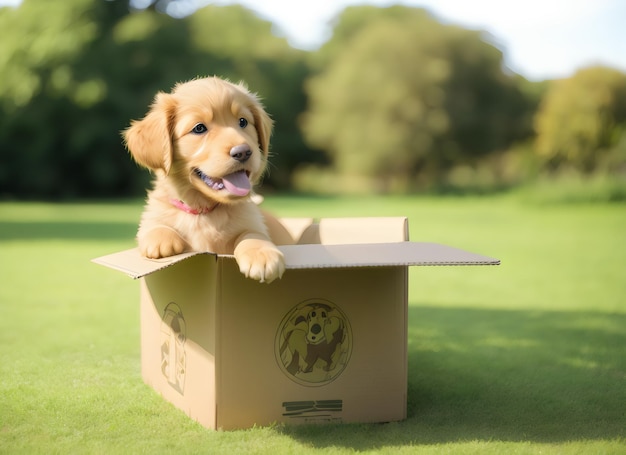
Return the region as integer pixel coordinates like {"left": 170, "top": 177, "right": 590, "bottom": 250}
{"left": 191, "top": 123, "right": 207, "bottom": 134}
{"left": 238, "top": 118, "right": 248, "bottom": 128}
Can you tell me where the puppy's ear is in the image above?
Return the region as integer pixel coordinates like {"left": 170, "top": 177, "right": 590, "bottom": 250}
{"left": 250, "top": 100, "right": 273, "bottom": 157}
{"left": 123, "top": 93, "right": 176, "bottom": 173}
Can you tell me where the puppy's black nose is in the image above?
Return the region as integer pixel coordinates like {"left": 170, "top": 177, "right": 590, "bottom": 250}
{"left": 230, "top": 144, "right": 252, "bottom": 163}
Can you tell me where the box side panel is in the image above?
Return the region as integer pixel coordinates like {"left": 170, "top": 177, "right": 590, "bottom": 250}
{"left": 140, "top": 255, "right": 218, "bottom": 429}
{"left": 319, "top": 217, "right": 408, "bottom": 244}
{"left": 216, "top": 260, "right": 408, "bottom": 430}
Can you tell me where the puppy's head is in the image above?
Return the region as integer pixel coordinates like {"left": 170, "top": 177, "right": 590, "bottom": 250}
{"left": 124, "top": 77, "right": 273, "bottom": 204}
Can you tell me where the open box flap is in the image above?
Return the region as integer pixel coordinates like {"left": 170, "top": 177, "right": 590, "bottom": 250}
{"left": 92, "top": 242, "right": 499, "bottom": 279}
{"left": 91, "top": 248, "right": 214, "bottom": 279}
{"left": 279, "top": 242, "right": 499, "bottom": 269}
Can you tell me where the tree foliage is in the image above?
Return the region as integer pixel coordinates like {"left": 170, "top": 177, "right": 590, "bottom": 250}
{"left": 303, "top": 6, "right": 532, "bottom": 190}
{"left": 0, "top": 1, "right": 621, "bottom": 199}
{"left": 534, "top": 66, "right": 626, "bottom": 173}
{"left": 0, "top": 0, "right": 312, "bottom": 198}
{"left": 0, "top": 0, "right": 133, "bottom": 197}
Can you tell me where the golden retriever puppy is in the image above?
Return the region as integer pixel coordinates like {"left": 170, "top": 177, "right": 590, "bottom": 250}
{"left": 124, "top": 76, "right": 285, "bottom": 283}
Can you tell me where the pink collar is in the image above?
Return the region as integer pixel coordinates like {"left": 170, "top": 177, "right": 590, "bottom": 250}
{"left": 170, "top": 198, "right": 217, "bottom": 215}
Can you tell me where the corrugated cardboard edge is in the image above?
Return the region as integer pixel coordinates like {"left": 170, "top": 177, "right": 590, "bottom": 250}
{"left": 279, "top": 242, "right": 500, "bottom": 269}
{"left": 92, "top": 242, "right": 499, "bottom": 279}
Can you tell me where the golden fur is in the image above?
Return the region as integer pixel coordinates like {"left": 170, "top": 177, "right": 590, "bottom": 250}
{"left": 124, "top": 76, "right": 285, "bottom": 283}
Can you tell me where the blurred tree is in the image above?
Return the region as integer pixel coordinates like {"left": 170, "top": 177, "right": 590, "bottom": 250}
{"left": 534, "top": 66, "right": 626, "bottom": 173}
{"left": 302, "top": 5, "right": 531, "bottom": 191}
{"left": 0, "top": 0, "right": 192, "bottom": 197}
{"left": 0, "top": 0, "right": 100, "bottom": 108}
{"left": 0, "top": 0, "right": 130, "bottom": 197}
{"left": 0, "top": 0, "right": 315, "bottom": 198}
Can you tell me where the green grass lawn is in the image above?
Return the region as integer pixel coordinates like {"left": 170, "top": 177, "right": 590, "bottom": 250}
{"left": 1, "top": 195, "right": 625, "bottom": 454}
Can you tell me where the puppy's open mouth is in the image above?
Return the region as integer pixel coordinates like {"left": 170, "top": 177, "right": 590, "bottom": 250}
{"left": 194, "top": 168, "right": 251, "bottom": 197}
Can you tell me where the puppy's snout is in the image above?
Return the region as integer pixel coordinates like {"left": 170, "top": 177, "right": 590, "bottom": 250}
{"left": 230, "top": 144, "right": 252, "bottom": 163}
{"left": 311, "top": 324, "right": 322, "bottom": 335}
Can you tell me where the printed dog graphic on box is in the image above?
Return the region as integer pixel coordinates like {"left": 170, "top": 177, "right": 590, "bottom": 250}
{"left": 279, "top": 302, "right": 347, "bottom": 378}
{"left": 160, "top": 303, "right": 186, "bottom": 394}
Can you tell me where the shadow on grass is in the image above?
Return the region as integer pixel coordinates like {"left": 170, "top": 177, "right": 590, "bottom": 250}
{"left": 278, "top": 305, "right": 626, "bottom": 448}
{"left": 0, "top": 221, "right": 137, "bottom": 241}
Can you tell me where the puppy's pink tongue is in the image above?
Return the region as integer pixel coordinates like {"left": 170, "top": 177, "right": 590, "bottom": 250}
{"left": 222, "top": 171, "right": 251, "bottom": 196}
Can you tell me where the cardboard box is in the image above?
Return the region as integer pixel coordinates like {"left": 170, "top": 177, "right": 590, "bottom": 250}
{"left": 93, "top": 217, "right": 498, "bottom": 430}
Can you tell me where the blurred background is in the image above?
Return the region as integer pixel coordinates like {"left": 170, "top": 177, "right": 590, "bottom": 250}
{"left": 1, "top": 0, "right": 625, "bottom": 199}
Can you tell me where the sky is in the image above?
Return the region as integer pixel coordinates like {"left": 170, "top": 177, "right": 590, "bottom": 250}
{"left": 208, "top": 0, "right": 626, "bottom": 81}
{"left": 3, "top": 0, "right": 626, "bottom": 81}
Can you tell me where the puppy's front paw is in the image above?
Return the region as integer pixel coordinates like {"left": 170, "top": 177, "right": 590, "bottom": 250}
{"left": 234, "top": 240, "right": 285, "bottom": 284}
{"left": 138, "top": 227, "right": 187, "bottom": 258}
